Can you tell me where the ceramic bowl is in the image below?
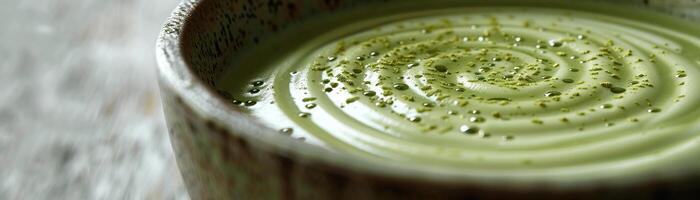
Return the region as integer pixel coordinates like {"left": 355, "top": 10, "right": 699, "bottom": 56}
{"left": 156, "top": 0, "right": 700, "bottom": 199}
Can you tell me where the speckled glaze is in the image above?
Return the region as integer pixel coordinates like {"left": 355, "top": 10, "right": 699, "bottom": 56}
{"left": 156, "top": 0, "right": 700, "bottom": 199}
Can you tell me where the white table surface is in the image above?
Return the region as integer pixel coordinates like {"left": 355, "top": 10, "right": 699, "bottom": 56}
{"left": 0, "top": 0, "right": 188, "bottom": 199}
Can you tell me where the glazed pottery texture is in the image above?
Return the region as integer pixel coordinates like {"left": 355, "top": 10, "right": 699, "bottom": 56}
{"left": 156, "top": 0, "right": 700, "bottom": 199}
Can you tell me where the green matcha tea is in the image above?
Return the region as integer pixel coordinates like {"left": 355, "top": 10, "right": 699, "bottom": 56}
{"left": 217, "top": 1, "right": 700, "bottom": 183}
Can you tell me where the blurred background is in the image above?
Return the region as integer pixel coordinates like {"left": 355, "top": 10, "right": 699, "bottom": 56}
{"left": 2, "top": 0, "right": 700, "bottom": 200}
{"left": 0, "top": 0, "right": 188, "bottom": 199}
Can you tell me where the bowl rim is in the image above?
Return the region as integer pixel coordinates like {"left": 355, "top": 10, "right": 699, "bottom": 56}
{"left": 155, "top": 0, "right": 694, "bottom": 190}
{"left": 156, "top": 0, "right": 488, "bottom": 188}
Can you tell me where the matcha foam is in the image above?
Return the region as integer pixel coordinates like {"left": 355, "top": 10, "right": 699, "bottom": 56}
{"left": 218, "top": 1, "right": 700, "bottom": 183}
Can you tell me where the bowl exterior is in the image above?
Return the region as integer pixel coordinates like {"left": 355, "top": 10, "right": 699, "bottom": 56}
{"left": 156, "top": 0, "right": 700, "bottom": 199}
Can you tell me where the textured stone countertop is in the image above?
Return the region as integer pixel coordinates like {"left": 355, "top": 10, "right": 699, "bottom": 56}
{"left": 0, "top": 0, "right": 188, "bottom": 199}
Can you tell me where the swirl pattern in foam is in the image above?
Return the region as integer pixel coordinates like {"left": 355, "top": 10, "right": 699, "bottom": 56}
{"left": 218, "top": 4, "right": 700, "bottom": 182}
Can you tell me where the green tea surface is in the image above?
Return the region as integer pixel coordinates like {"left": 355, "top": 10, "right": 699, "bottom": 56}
{"left": 218, "top": 1, "right": 700, "bottom": 183}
